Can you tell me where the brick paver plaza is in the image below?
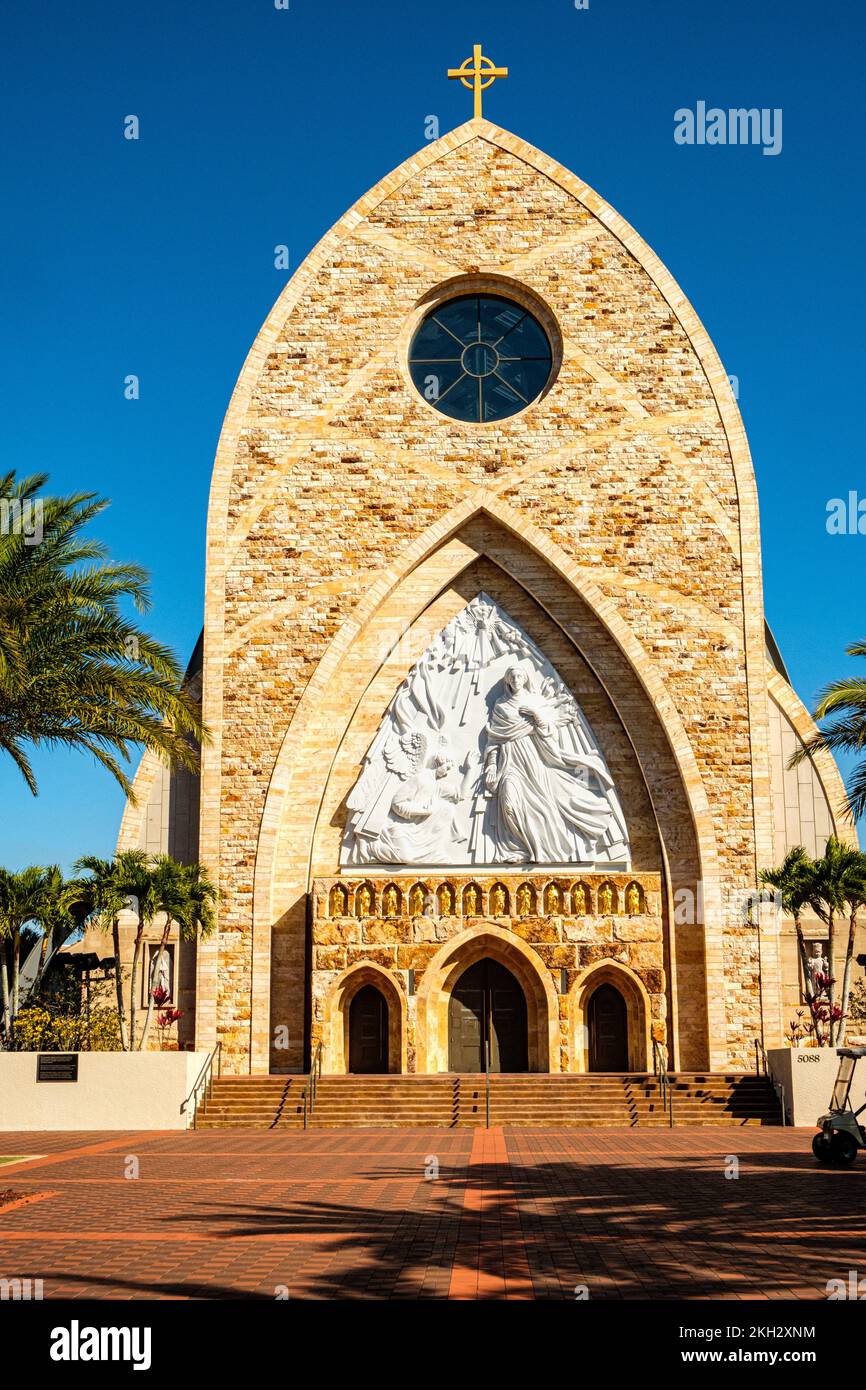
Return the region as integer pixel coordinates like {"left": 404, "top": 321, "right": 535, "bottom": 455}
{"left": 1, "top": 1126, "right": 862, "bottom": 1300}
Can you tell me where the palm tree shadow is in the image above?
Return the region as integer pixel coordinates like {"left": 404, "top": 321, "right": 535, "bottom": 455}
{"left": 135, "top": 1149, "right": 866, "bottom": 1300}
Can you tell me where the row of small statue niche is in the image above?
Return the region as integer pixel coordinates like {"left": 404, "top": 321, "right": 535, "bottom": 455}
{"left": 328, "top": 880, "right": 646, "bottom": 919}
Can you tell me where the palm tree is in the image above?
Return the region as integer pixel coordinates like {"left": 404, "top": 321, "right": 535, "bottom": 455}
{"left": 27, "top": 865, "right": 89, "bottom": 1003}
{"left": 837, "top": 855, "right": 866, "bottom": 1046}
{"left": 0, "top": 865, "right": 46, "bottom": 1038}
{"left": 790, "top": 639, "right": 866, "bottom": 821}
{"left": 77, "top": 852, "right": 152, "bottom": 1050}
{"left": 759, "top": 847, "right": 817, "bottom": 1004}
{"left": 136, "top": 858, "right": 216, "bottom": 1051}
{"left": 0, "top": 861, "right": 46, "bottom": 1039}
{"left": 117, "top": 853, "right": 159, "bottom": 1053}
{"left": 809, "top": 836, "right": 864, "bottom": 1044}
{"left": 0, "top": 471, "right": 206, "bottom": 797}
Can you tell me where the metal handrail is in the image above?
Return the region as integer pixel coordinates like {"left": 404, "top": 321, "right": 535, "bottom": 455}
{"left": 485, "top": 1036, "right": 491, "bottom": 1129}
{"left": 754, "top": 1038, "right": 768, "bottom": 1075}
{"left": 754, "top": 1038, "right": 787, "bottom": 1126}
{"left": 652, "top": 1037, "right": 673, "bottom": 1128}
{"left": 181, "top": 1041, "right": 221, "bottom": 1130}
{"left": 302, "top": 1039, "right": 323, "bottom": 1130}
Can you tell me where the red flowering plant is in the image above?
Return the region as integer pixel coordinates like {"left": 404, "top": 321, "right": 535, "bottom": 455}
{"left": 155, "top": 1007, "right": 182, "bottom": 1051}
{"left": 806, "top": 974, "right": 844, "bottom": 1046}
{"left": 785, "top": 1011, "right": 808, "bottom": 1047}
{"left": 785, "top": 976, "right": 845, "bottom": 1047}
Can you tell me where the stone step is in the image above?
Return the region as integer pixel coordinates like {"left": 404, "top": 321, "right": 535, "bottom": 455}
{"left": 197, "top": 1108, "right": 778, "bottom": 1128}
{"left": 196, "top": 1072, "right": 781, "bottom": 1128}
{"left": 210, "top": 1072, "right": 768, "bottom": 1083}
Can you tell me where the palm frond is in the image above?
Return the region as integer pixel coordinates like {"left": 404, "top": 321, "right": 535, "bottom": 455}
{"left": 0, "top": 471, "right": 207, "bottom": 795}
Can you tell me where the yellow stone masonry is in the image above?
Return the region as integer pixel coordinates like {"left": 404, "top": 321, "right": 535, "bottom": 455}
{"left": 174, "top": 117, "right": 855, "bottom": 1076}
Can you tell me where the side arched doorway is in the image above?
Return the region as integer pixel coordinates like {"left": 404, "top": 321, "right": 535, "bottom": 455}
{"left": 448, "top": 959, "right": 528, "bottom": 1073}
{"left": 587, "top": 983, "right": 629, "bottom": 1072}
{"left": 348, "top": 985, "right": 388, "bottom": 1073}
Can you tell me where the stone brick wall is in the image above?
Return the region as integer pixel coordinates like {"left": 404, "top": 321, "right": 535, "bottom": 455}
{"left": 197, "top": 118, "right": 777, "bottom": 1073}
{"left": 311, "top": 873, "right": 665, "bottom": 1075}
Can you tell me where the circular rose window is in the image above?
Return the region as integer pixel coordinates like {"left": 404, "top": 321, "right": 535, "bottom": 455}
{"left": 408, "top": 293, "right": 553, "bottom": 423}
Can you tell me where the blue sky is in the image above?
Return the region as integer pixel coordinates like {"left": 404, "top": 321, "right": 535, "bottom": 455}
{"left": 1, "top": 0, "right": 863, "bottom": 870}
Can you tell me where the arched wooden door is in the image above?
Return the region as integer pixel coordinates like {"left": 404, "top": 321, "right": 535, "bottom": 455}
{"left": 448, "top": 959, "right": 528, "bottom": 1073}
{"left": 348, "top": 985, "right": 388, "bottom": 1073}
{"left": 588, "top": 983, "right": 629, "bottom": 1072}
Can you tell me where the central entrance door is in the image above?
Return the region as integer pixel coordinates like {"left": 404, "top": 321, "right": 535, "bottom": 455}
{"left": 587, "top": 983, "right": 629, "bottom": 1072}
{"left": 348, "top": 985, "right": 388, "bottom": 1073}
{"left": 448, "top": 959, "right": 528, "bottom": 1072}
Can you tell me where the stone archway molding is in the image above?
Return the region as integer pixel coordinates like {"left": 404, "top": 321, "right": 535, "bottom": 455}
{"left": 247, "top": 496, "right": 724, "bottom": 1072}
{"left": 415, "top": 924, "right": 561, "bottom": 1074}
{"left": 569, "top": 959, "right": 653, "bottom": 1074}
{"left": 321, "top": 960, "right": 407, "bottom": 1075}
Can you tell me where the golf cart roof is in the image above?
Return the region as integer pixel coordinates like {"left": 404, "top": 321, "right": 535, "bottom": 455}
{"left": 838, "top": 1048, "right": 866, "bottom": 1060}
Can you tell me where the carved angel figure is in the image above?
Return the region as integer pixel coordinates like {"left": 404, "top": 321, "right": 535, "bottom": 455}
{"left": 346, "top": 726, "right": 464, "bottom": 865}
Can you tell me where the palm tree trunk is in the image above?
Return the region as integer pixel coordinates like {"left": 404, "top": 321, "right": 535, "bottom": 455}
{"left": 837, "top": 910, "right": 859, "bottom": 1047}
{"left": 33, "top": 933, "right": 50, "bottom": 998}
{"left": 137, "top": 923, "right": 171, "bottom": 1052}
{"left": 11, "top": 931, "right": 20, "bottom": 1023}
{"left": 828, "top": 908, "right": 837, "bottom": 1046}
{"left": 795, "top": 915, "right": 812, "bottom": 1003}
{"left": 128, "top": 929, "right": 143, "bottom": 1052}
{"left": 111, "top": 917, "right": 129, "bottom": 1050}
{"left": 0, "top": 946, "right": 11, "bottom": 1042}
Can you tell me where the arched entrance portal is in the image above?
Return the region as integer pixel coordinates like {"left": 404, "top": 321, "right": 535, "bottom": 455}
{"left": 587, "top": 983, "right": 629, "bottom": 1072}
{"left": 448, "top": 959, "right": 529, "bottom": 1073}
{"left": 348, "top": 985, "right": 388, "bottom": 1074}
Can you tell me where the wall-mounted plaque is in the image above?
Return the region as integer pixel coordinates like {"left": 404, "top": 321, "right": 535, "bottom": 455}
{"left": 36, "top": 1053, "right": 79, "bottom": 1082}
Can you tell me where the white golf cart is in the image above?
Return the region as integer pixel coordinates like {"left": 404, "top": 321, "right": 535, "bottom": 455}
{"left": 812, "top": 1047, "right": 866, "bottom": 1166}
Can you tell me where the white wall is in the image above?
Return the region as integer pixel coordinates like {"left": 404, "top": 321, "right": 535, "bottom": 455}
{"left": 0, "top": 1051, "right": 212, "bottom": 1131}
{"left": 767, "top": 1047, "right": 853, "bottom": 1127}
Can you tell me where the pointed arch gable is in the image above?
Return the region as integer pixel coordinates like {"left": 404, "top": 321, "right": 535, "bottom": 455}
{"left": 247, "top": 497, "right": 723, "bottom": 1072}
{"left": 256, "top": 494, "right": 720, "bottom": 903}
{"left": 200, "top": 118, "right": 766, "bottom": 901}
{"left": 198, "top": 115, "right": 772, "bottom": 1073}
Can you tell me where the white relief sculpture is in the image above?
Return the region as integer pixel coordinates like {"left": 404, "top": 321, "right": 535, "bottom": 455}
{"left": 342, "top": 594, "right": 630, "bottom": 869}
{"left": 365, "top": 737, "right": 463, "bottom": 863}
{"left": 480, "top": 665, "right": 618, "bottom": 863}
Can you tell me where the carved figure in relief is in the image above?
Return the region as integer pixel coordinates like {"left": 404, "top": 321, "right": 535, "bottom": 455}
{"left": 409, "top": 885, "right": 425, "bottom": 916}
{"left": 481, "top": 666, "right": 618, "bottom": 865}
{"left": 626, "top": 883, "right": 642, "bottom": 916}
{"left": 517, "top": 884, "right": 532, "bottom": 916}
{"left": 342, "top": 595, "right": 631, "bottom": 871}
{"left": 490, "top": 884, "right": 506, "bottom": 915}
{"left": 599, "top": 883, "right": 614, "bottom": 915}
{"left": 383, "top": 885, "right": 399, "bottom": 917}
{"left": 545, "top": 884, "right": 561, "bottom": 914}
{"left": 572, "top": 883, "right": 587, "bottom": 915}
{"left": 352, "top": 733, "right": 464, "bottom": 865}
{"left": 357, "top": 884, "right": 372, "bottom": 917}
{"left": 464, "top": 885, "right": 479, "bottom": 915}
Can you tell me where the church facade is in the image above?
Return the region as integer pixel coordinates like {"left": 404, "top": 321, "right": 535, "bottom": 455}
{"left": 115, "top": 115, "right": 855, "bottom": 1077}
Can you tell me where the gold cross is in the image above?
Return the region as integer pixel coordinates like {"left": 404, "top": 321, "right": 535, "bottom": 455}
{"left": 448, "top": 44, "right": 508, "bottom": 120}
